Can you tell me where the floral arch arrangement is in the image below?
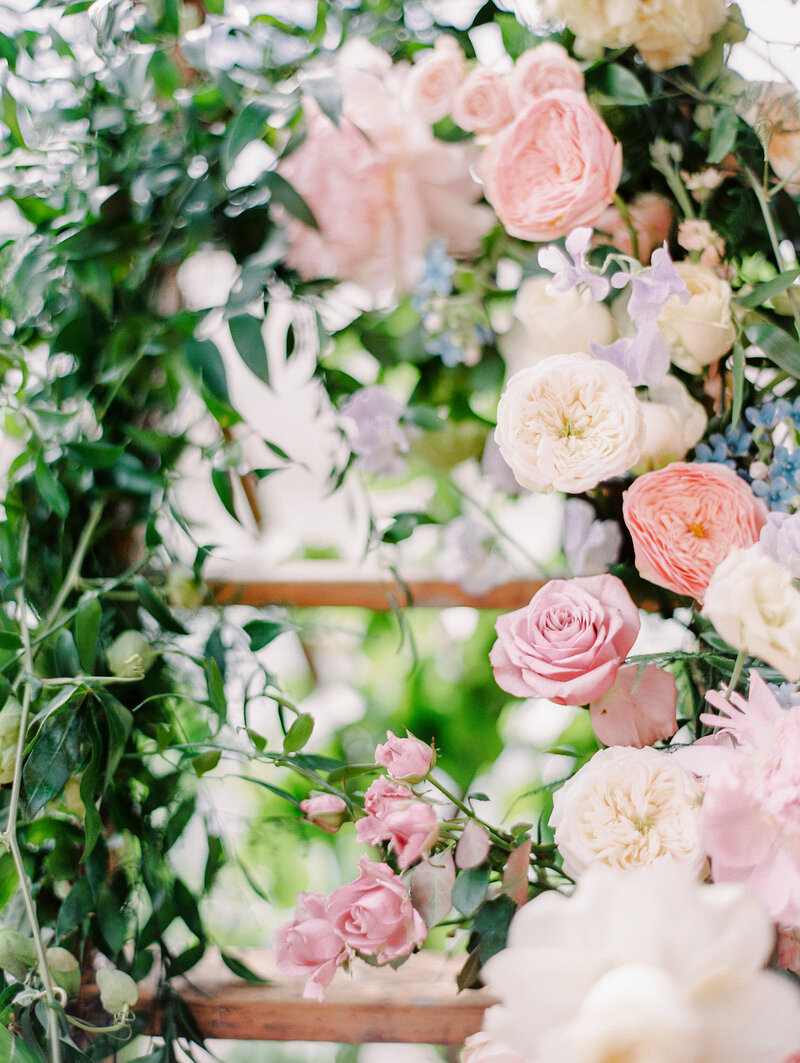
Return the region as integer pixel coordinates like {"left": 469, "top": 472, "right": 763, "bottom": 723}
{"left": 1, "top": 0, "right": 800, "bottom": 1060}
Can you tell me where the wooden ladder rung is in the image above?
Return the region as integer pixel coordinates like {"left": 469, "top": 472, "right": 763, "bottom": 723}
{"left": 135, "top": 951, "right": 494, "bottom": 1044}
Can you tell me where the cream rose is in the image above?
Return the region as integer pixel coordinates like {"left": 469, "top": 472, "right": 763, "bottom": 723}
{"left": 498, "top": 277, "right": 617, "bottom": 376}
{"left": 452, "top": 67, "right": 513, "bottom": 133}
{"left": 635, "top": 374, "right": 707, "bottom": 471}
{"left": 542, "top": 0, "right": 728, "bottom": 71}
{"left": 494, "top": 353, "right": 644, "bottom": 494}
{"left": 702, "top": 544, "right": 800, "bottom": 681}
{"left": 549, "top": 746, "right": 705, "bottom": 879}
{"left": 657, "top": 261, "right": 736, "bottom": 374}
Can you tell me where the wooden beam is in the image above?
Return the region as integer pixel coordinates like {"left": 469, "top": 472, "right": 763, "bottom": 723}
{"left": 209, "top": 578, "right": 547, "bottom": 611}
{"left": 135, "top": 950, "right": 495, "bottom": 1044}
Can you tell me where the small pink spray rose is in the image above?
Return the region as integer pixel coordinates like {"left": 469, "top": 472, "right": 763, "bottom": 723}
{"left": 273, "top": 892, "right": 349, "bottom": 1001}
{"left": 299, "top": 793, "right": 348, "bottom": 834}
{"left": 375, "top": 730, "right": 434, "bottom": 782}
{"left": 356, "top": 778, "right": 439, "bottom": 869}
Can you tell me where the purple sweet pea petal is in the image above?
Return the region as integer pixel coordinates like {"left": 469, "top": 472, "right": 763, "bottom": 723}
{"left": 612, "top": 245, "right": 689, "bottom": 324}
{"left": 591, "top": 322, "right": 670, "bottom": 387}
{"left": 538, "top": 226, "right": 610, "bottom": 300}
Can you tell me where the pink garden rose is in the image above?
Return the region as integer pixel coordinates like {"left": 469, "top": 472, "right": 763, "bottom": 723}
{"left": 777, "top": 926, "right": 800, "bottom": 974}
{"left": 273, "top": 892, "right": 349, "bottom": 1001}
{"left": 299, "top": 793, "right": 348, "bottom": 834}
{"left": 375, "top": 730, "right": 434, "bottom": 782}
{"left": 622, "top": 461, "right": 768, "bottom": 603}
{"left": 405, "top": 36, "right": 466, "bottom": 124}
{"left": 452, "top": 67, "right": 514, "bottom": 133}
{"left": 592, "top": 192, "right": 673, "bottom": 263}
{"left": 357, "top": 778, "right": 439, "bottom": 869}
{"left": 489, "top": 575, "right": 640, "bottom": 706}
{"left": 589, "top": 662, "right": 678, "bottom": 747}
{"left": 478, "top": 90, "right": 622, "bottom": 242}
{"left": 328, "top": 855, "right": 427, "bottom": 963}
{"left": 510, "top": 43, "right": 584, "bottom": 108}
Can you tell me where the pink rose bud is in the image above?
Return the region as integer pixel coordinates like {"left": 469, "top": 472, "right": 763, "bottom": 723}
{"left": 299, "top": 793, "right": 348, "bottom": 834}
{"left": 327, "top": 856, "right": 427, "bottom": 964}
{"left": 273, "top": 892, "right": 349, "bottom": 1001}
{"left": 375, "top": 731, "right": 435, "bottom": 783}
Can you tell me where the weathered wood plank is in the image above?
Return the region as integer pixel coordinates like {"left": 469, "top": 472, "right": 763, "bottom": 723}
{"left": 136, "top": 951, "right": 495, "bottom": 1044}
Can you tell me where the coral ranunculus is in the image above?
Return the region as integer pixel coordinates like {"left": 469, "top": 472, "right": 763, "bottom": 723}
{"left": 478, "top": 90, "right": 622, "bottom": 242}
{"left": 622, "top": 461, "right": 768, "bottom": 602}
{"left": 490, "top": 574, "right": 640, "bottom": 706}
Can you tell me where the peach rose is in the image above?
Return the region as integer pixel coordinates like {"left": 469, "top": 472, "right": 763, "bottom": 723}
{"left": 509, "top": 43, "right": 584, "bottom": 109}
{"left": 478, "top": 90, "right": 622, "bottom": 242}
{"left": 327, "top": 855, "right": 427, "bottom": 963}
{"left": 593, "top": 192, "right": 673, "bottom": 263}
{"left": 622, "top": 462, "right": 768, "bottom": 603}
{"left": 452, "top": 67, "right": 514, "bottom": 133}
{"left": 490, "top": 574, "right": 640, "bottom": 706}
{"left": 405, "top": 36, "right": 466, "bottom": 124}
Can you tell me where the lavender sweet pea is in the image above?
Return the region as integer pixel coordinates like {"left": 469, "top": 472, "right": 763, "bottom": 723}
{"left": 341, "top": 386, "right": 410, "bottom": 476}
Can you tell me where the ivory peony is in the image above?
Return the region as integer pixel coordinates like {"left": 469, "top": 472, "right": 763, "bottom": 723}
{"left": 490, "top": 575, "right": 640, "bottom": 706}
{"left": 549, "top": 746, "right": 704, "bottom": 878}
{"left": 481, "top": 863, "right": 800, "bottom": 1063}
{"left": 478, "top": 91, "right": 622, "bottom": 242}
{"left": 702, "top": 544, "right": 800, "bottom": 681}
{"left": 495, "top": 353, "right": 644, "bottom": 494}
{"left": 542, "top": 0, "right": 728, "bottom": 71}
{"left": 452, "top": 67, "right": 514, "bottom": 133}
{"left": 622, "top": 461, "right": 768, "bottom": 602}
{"left": 498, "top": 277, "right": 617, "bottom": 377}
{"left": 657, "top": 261, "right": 736, "bottom": 374}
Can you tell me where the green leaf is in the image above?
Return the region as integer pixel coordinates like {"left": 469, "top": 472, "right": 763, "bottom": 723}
{"left": 0, "top": 1024, "right": 44, "bottom": 1063}
{"left": 592, "top": 64, "right": 648, "bottom": 106}
{"left": 455, "top": 947, "right": 481, "bottom": 992}
{"left": 730, "top": 341, "right": 746, "bottom": 427}
{"left": 74, "top": 594, "right": 101, "bottom": 673}
{"left": 263, "top": 171, "right": 318, "bottom": 229}
{"left": 224, "top": 99, "right": 274, "bottom": 170}
{"left": 283, "top": 712, "right": 313, "bottom": 753}
{"left": 185, "top": 337, "right": 231, "bottom": 404}
{"left": 56, "top": 876, "right": 94, "bottom": 938}
{"left": 229, "top": 314, "right": 269, "bottom": 383}
{"left": 735, "top": 268, "right": 800, "bottom": 309}
{"left": 23, "top": 711, "right": 83, "bottom": 817}
{"left": 66, "top": 441, "right": 126, "bottom": 469}
{"left": 692, "top": 33, "right": 724, "bottom": 89}
{"left": 134, "top": 575, "right": 188, "bottom": 635}
{"left": 205, "top": 657, "right": 227, "bottom": 716}
{"left": 192, "top": 749, "right": 221, "bottom": 776}
{"left": 451, "top": 866, "right": 490, "bottom": 917}
{"left": 54, "top": 629, "right": 81, "bottom": 677}
{"left": 382, "top": 512, "right": 437, "bottom": 544}
{"left": 34, "top": 456, "right": 69, "bottom": 519}
{"left": 0, "top": 852, "right": 18, "bottom": 912}
{"left": 101, "top": 694, "right": 133, "bottom": 789}
{"left": 163, "top": 796, "right": 196, "bottom": 852}
{"left": 211, "top": 467, "right": 238, "bottom": 522}
{"left": 79, "top": 715, "right": 103, "bottom": 861}
{"left": 244, "top": 618, "right": 289, "bottom": 651}
{"left": 745, "top": 321, "right": 800, "bottom": 375}
{"left": 469, "top": 894, "right": 517, "bottom": 963}
{"left": 305, "top": 76, "right": 341, "bottom": 126}
{"left": 708, "top": 107, "right": 739, "bottom": 164}
{"left": 495, "top": 13, "right": 537, "bottom": 58}
{"left": 220, "top": 951, "right": 270, "bottom": 983}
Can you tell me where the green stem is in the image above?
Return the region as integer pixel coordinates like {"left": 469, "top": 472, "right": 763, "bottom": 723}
{"left": 41, "top": 501, "right": 105, "bottom": 634}
{"left": 724, "top": 648, "right": 748, "bottom": 701}
{"left": 426, "top": 776, "right": 511, "bottom": 849}
{"left": 0, "top": 525, "right": 63, "bottom": 1063}
{"left": 745, "top": 166, "right": 800, "bottom": 335}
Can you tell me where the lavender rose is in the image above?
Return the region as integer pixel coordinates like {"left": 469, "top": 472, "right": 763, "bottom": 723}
{"left": 489, "top": 575, "right": 640, "bottom": 705}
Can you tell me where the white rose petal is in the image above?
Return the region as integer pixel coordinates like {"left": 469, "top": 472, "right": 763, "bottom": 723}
{"left": 636, "top": 373, "right": 708, "bottom": 470}
{"left": 658, "top": 261, "right": 736, "bottom": 374}
{"left": 494, "top": 353, "right": 644, "bottom": 494}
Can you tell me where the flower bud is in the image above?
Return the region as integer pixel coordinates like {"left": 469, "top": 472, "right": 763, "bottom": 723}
{"left": 46, "top": 947, "right": 81, "bottom": 998}
{"left": 96, "top": 967, "right": 139, "bottom": 1015}
{"left": 375, "top": 731, "right": 435, "bottom": 784}
{"left": 0, "top": 928, "right": 37, "bottom": 982}
{"left": 165, "top": 564, "right": 205, "bottom": 611}
{"left": 107, "top": 631, "right": 156, "bottom": 679}
{"left": 299, "top": 793, "right": 348, "bottom": 834}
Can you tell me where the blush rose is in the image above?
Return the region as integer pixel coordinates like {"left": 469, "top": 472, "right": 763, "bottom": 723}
{"left": 375, "top": 731, "right": 434, "bottom": 782}
{"left": 489, "top": 574, "right": 640, "bottom": 706}
{"left": 478, "top": 90, "right": 622, "bottom": 242}
{"left": 510, "top": 43, "right": 584, "bottom": 108}
{"left": 273, "top": 892, "right": 349, "bottom": 1001}
{"left": 327, "top": 855, "right": 427, "bottom": 963}
{"left": 452, "top": 67, "right": 514, "bottom": 133}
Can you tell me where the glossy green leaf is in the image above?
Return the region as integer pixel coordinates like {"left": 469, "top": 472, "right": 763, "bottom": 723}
{"left": 735, "top": 268, "right": 800, "bottom": 309}
{"left": 34, "top": 456, "right": 69, "bottom": 519}
{"left": 211, "top": 467, "right": 238, "bottom": 522}
{"left": 283, "top": 712, "right": 314, "bottom": 753}
{"left": 229, "top": 314, "right": 269, "bottom": 383}
{"left": 74, "top": 594, "right": 101, "bottom": 673}
{"left": 23, "top": 711, "right": 83, "bottom": 817}
{"left": 745, "top": 321, "right": 800, "bottom": 375}
{"left": 592, "top": 64, "right": 648, "bottom": 105}
{"left": 305, "top": 76, "right": 342, "bottom": 126}
{"left": 101, "top": 695, "right": 133, "bottom": 789}
{"left": 708, "top": 107, "right": 739, "bottom": 164}
{"left": 224, "top": 99, "right": 274, "bottom": 169}
{"left": 220, "top": 951, "right": 270, "bottom": 983}
{"left": 451, "top": 866, "right": 490, "bottom": 917}
{"left": 263, "top": 171, "right": 318, "bottom": 229}
{"left": 134, "top": 575, "right": 188, "bottom": 635}
{"left": 205, "top": 656, "right": 227, "bottom": 716}
{"left": 244, "top": 618, "right": 289, "bottom": 651}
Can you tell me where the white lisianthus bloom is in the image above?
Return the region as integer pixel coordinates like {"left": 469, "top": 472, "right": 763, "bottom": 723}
{"left": 494, "top": 353, "right": 644, "bottom": 493}
{"left": 498, "top": 277, "right": 617, "bottom": 377}
{"left": 635, "top": 373, "right": 707, "bottom": 470}
{"left": 702, "top": 544, "right": 800, "bottom": 681}
{"left": 550, "top": 746, "right": 705, "bottom": 879}
{"left": 482, "top": 863, "right": 800, "bottom": 1063}
{"left": 541, "top": 0, "right": 727, "bottom": 72}
{"left": 657, "top": 261, "right": 736, "bottom": 374}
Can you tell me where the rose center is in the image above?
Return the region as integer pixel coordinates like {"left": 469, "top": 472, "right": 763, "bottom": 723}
{"left": 687, "top": 523, "right": 706, "bottom": 538}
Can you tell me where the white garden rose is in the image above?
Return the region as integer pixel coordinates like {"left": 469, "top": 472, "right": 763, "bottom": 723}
{"left": 498, "top": 277, "right": 617, "bottom": 377}
{"left": 657, "top": 261, "right": 736, "bottom": 374}
{"left": 494, "top": 353, "right": 644, "bottom": 494}
{"left": 549, "top": 746, "right": 705, "bottom": 879}
{"left": 482, "top": 863, "right": 800, "bottom": 1063}
{"left": 635, "top": 374, "right": 707, "bottom": 470}
{"left": 542, "top": 0, "right": 727, "bottom": 72}
{"left": 702, "top": 544, "right": 800, "bottom": 681}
